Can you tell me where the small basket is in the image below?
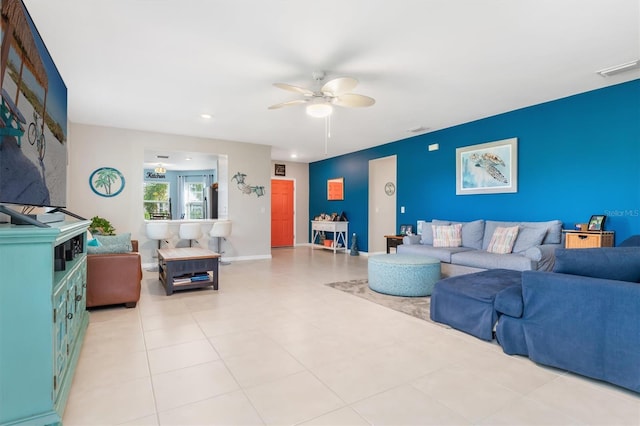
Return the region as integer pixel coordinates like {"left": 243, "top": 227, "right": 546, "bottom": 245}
{"left": 323, "top": 239, "right": 333, "bottom": 247}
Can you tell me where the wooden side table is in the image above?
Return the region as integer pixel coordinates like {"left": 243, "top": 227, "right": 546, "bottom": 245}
{"left": 563, "top": 230, "right": 615, "bottom": 249}
{"left": 384, "top": 235, "right": 404, "bottom": 253}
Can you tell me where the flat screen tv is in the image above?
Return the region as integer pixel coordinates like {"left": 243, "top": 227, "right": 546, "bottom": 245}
{"left": 0, "top": 0, "right": 68, "bottom": 209}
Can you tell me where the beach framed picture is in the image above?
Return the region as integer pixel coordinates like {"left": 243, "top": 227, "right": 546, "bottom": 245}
{"left": 456, "top": 138, "right": 518, "bottom": 195}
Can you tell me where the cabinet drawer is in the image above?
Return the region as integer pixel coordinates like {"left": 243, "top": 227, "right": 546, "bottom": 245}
{"left": 565, "top": 233, "right": 613, "bottom": 248}
{"left": 168, "top": 258, "right": 216, "bottom": 274}
{"left": 313, "top": 222, "right": 335, "bottom": 232}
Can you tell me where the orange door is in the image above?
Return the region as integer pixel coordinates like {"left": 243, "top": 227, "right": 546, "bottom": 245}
{"left": 271, "top": 179, "right": 294, "bottom": 247}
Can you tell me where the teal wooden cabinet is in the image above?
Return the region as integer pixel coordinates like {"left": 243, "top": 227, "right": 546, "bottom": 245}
{"left": 0, "top": 220, "right": 90, "bottom": 425}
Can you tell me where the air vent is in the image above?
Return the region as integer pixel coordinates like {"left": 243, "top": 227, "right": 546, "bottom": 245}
{"left": 597, "top": 60, "right": 640, "bottom": 77}
{"left": 156, "top": 155, "right": 169, "bottom": 159}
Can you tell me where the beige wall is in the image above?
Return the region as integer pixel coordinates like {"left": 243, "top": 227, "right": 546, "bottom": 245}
{"left": 270, "top": 160, "right": 310, "bottom": 246}
{"left": 68, "top": 123, "right": 273, "bottom": 264}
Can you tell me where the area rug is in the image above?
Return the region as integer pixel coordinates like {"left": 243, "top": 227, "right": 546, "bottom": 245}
{"left": 325, "top": 278, "right": 434, "bottom": 323}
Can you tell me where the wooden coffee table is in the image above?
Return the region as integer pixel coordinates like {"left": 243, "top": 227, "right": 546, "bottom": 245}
{"left": 157, "top": 247, "right": 220, "bottom": 295}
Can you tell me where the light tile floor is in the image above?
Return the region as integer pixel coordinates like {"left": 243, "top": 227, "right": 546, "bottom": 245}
{"left": 64, "top": 247, "right": 640, "bottom": 425}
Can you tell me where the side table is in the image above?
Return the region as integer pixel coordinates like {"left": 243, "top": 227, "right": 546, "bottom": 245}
{"left": 158, "top": 247, "right": 220, "bottom": 295}
{"left": 384, "top": 235, "right": 404, "bottom": 253}
{"left": 562, "top": 230, "right": 615, "bottom": 248}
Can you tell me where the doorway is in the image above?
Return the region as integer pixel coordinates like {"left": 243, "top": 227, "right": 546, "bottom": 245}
{"left": 271, "top": 179, "right": 295, "bottom": 247}
{"left": 368, "top": 155, "right": 397, "bottom": 254}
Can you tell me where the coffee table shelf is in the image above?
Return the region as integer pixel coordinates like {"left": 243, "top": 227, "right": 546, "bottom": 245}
{"left": 157, "top": 247, "right": 220, "bottom": 295}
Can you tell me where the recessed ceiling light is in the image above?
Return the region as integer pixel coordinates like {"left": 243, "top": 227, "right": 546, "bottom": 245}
{"left": 200, "top": 113, "right": 212, "bottom": 119}
{"left": 290, "top": 154, "right": 297, "bottom": 159}
{"left": 185, "top": 157, "right": 192, "bottom": 161}
{"left": 597, "top": 60, "right": 640, "bottom": 77}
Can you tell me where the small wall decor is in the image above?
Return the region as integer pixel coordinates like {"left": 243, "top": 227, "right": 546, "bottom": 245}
{"left": 327, "top": 177, "right": 344, "bottom": 200}
{"left": 456, "top": 137, "right": 518, "bottom": 195}
{"left": 231, "top": 171, "right": 265, "bottom": 197}
{"left": 274, "top": 163, "right": 286, "bottom": 176}
{"left": 89, "top": 167, "right": 125, "bottom": 197}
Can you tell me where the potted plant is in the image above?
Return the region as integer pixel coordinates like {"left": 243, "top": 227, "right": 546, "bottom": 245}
{"left": 89, "top": 216, "right": 115, "bottom": 235}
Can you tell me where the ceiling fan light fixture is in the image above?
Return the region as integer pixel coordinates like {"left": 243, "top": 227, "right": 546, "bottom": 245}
{"left": 306, "top": 102, "right": 333, "bottom": 118}
{"left": 154, "top": 164, "right": 166, "bottom": 173}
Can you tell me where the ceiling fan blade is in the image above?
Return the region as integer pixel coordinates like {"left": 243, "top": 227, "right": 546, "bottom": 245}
{"left": 273, "top": 83, "right": 314, "bottom": 96}
{"left": 321, "top": 77, "right": 358, "bottom": 96}
{"left": 333, "top": 93, "right": 376, "bottom": 108}
{"left": 268, "top": 99, "right": 309, "bottom": 110}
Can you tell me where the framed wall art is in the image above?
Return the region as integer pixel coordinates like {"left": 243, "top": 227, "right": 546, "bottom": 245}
{"left": 327, "top": 177, "right": 344, "bottom": 200}
{"left": 89, "top": 167, "right": 125, "bottom": 197}
{"left": 456, "top": 138, "right": 518, "bottom": 195}
{"left": 274, "top": 163, "right": 286, "bottom": 176}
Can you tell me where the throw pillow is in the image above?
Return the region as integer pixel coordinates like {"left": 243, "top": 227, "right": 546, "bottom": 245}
{"left": 432, "top": 224, "right": 462, "bottom": 247}
{"left": 88, "top": 232, "right": 133, "bottom": 254}
{"left": 487, "top": 226, "right": 520, "bottom": 254}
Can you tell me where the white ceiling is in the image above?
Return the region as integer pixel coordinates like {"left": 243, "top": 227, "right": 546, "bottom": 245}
{"left": 23, "top": 0, "right": 640, "bottom": 164}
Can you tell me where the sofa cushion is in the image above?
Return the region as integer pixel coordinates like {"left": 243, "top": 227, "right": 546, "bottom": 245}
{"left": 553, "top": 247, "right": 640, "bottom": 282}
{"left": 432, "top": 219, "right": 485, "bottom": 249}
{"left": 397, "top": 244, "right": 473, "bottom": 263}
{"left": 487, "top": 226, "right": 519, "bottom": 254}
{"left": 419, "top": 222, "right": 435, "bottom": 245}
{"left": 451, "top": 250, "right": 536, "bottom": 271}
{"left": 433, "top": 224, "right": 462, "bottom": 247}
{"left": 513, "top": 226, "right": 548, "bottom": 253}
{"left": 483, "top": 220, "right": 562, "bottom": 249}
{"left": 89, "top": 233, "right": 133, "bottom": 254}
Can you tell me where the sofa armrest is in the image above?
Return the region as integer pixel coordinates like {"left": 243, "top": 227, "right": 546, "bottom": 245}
{"left": 86, "top": 252, "right": 142, "bottom": 308}
{"left": 403, "top": 235, "right": 421, "bottom": 245}
{"left": 522, "top": 243, "right": 561, "bottom": 271}
{"left": 515, "top": 270, "right": 640, "bottom": 392}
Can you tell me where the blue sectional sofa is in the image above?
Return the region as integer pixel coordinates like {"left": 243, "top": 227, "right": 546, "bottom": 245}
{"left": 496, "top": 247, "right": 640, "bottom": 393}
{"left": 399, "top": 219, "right": 563, "bottom": 272}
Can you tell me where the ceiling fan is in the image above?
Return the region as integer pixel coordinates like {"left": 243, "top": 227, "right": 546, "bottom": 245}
{"left": 268, "top": 71, "right": 375, "bottom": 118}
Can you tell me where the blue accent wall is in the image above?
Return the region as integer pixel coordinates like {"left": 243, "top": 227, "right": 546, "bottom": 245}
{"left": 309, "top": 80, "right": 640, "bottom": 251}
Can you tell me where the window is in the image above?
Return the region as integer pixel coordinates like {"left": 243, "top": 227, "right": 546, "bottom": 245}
{"left": 184, "top": 182, "right": 204, "bottom": 219}
{"left": 143, "top": 182, "right": 170, "bottom": 219}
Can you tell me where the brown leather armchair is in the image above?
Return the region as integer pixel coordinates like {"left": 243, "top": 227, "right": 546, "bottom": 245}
{"left": 86, "top": 240, "right": 142, "bottom": 308}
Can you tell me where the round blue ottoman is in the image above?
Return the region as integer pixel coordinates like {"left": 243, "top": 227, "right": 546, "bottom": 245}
{"left": 368, "top": 254, "right": 441, "bottom": 296}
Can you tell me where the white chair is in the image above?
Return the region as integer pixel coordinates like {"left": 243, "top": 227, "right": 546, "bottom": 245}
{"left": 146, "top": 222, "right": 170, "bottom": 250}
{"left": 179, "top": 223, "right": 201, "bottom": 247}
{"left": 210, "top": 220, "right": 232, "bottom": 264}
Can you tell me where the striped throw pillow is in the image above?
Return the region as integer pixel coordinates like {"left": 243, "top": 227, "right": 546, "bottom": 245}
{"left": 487, "top": 226, "right": 520, "bottom": 254}
{"left": 432, "top": 224, "right": 462, "bottom": 247}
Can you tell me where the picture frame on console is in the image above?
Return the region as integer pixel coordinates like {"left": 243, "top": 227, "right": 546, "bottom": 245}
{"left": 456, "top": 138, "right": 518, "bottom": 195}
{"left": 588, "top": 215, "right": 606, "bottom": 231}
{"left": 399, "top": 224, "right": 413, "bottom": 236}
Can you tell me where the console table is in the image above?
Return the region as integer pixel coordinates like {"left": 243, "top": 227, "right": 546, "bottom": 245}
{"left": 311, "top": 220, "right": 348, "bottom": 253}
{"left": 158, "top": 247, "right": 220, "bottom": 295}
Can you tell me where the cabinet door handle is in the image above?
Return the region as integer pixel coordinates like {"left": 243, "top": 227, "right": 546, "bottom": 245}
{"left": 66, "top": 313, "right": 73, "bottom": 320}
{"left": 578, "top": 235, "right": 588, "bottom": 240}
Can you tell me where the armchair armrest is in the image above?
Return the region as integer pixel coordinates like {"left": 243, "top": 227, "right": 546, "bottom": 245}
{"left": 86, "top": 252, "right": 142, "bottom": 308}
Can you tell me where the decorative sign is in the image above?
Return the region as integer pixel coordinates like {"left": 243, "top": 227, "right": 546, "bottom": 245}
{"left": 274, "top": 163, "right": 286, "bottom": 176}
{"left": 146, "top": 171, "right": 166, "bottom": 179}
{"left": 89, "top": 167, "right": 125, "bottom": 197}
